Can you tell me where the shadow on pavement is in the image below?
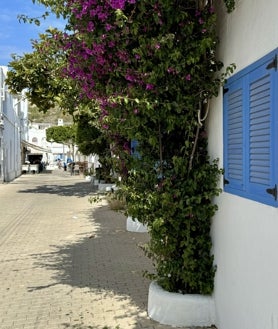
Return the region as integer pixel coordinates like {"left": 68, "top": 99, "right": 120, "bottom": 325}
{"left": 17, "top": 181, "right": 97, "bottom": 198}
{"left": 28, "top": 205, "right": 155, "bottom": 328}
{"left": 61, "top": 324, "right": 119, "bottom": 329}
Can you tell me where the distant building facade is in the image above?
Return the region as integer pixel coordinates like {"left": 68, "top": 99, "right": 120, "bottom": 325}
{"left": 28, "top": 120, "right": 99, "bottom": 171}
{"left": 0, "top": 66, "right": 28, "bottom": 182}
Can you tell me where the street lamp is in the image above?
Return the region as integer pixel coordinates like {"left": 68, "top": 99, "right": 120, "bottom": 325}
{"left": 49, "top": 139, "right": 54, "bottom": 165}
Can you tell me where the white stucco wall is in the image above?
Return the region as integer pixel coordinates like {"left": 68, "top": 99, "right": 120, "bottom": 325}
{"left": 208, "top": 1, "right": 278, "bottom": 329}
{"left": 0, "top": 66, "right": 27, "bottom": 182}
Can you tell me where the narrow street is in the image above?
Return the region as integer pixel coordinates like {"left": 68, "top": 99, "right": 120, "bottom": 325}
{"left": 0, "top": 169, "right": 211, "bottom": 329}
{"left": 0, "top": 169, "right": 148, "bottom": 329}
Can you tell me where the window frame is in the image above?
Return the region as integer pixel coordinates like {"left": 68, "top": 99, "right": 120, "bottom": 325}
{"left": 223, "top": 48, "right": 278, "bottom": 207}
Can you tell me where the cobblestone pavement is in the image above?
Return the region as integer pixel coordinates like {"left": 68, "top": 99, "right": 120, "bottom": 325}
{"left": 0, "top": 169, "right": 214, "bottom": 329}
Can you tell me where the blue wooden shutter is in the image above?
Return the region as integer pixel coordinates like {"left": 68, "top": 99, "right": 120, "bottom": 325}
{"left": 131, "top": 139, "right": 140, "bottom": 158}
{"left": 224, "top": 80, "right": 244, "bottom": 192}
{"left": 247, "top": 60, "right": 276, "bottom": 205}
{"left": 224, "top": 49, "right": 278, "bottom": 206}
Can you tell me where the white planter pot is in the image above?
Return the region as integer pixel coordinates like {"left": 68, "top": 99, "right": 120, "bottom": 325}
{"left": 148, "top": 281, "right": 215, "bottom": 327}
{"left": 98, "top": 183, "right": 115, "bottom": 192}
{"left": 126, "top": 216, "right": 148, "bottom": 233}
{"left": 85, "top": 175, "right": 92, "bottom": 182}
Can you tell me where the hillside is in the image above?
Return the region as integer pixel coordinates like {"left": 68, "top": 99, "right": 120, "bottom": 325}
{"left": 28, "top": 104, "right": 73, "bottom": 125}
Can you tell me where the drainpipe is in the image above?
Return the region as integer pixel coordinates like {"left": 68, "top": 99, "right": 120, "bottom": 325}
{"left": 0, "top": 114, "right": 4, "bottom": 183}
{"left": 0, "top": 67, "right": 4, "bottom": 183}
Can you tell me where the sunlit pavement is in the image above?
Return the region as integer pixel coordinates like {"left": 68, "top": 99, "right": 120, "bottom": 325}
{"left": 0, "top": 169, "right": 213, "bottom": 329}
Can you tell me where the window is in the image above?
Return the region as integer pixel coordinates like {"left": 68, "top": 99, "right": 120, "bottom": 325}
{"left": 223, "top": 48, "right": 278, "bottom": 207}
{"left": 32, "top": 137, "right": 38, "bottom": 144}
{"left": 131, "top": 140, "right": 140, "bottom": 158}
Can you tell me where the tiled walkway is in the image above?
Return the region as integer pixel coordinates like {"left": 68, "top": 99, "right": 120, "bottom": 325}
{"left": 0, "top": 169, "right": 214, "bottom": 329}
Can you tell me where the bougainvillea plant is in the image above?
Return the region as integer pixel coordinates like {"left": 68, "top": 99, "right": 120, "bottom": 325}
{"left": 15, "top": 0, "right": 235, "bottom": 295}
{"left": 58, "top": 0, "right": 235, "bottom": 295}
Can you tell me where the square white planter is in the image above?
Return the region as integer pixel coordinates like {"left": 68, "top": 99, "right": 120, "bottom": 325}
{"left": 98, "top": 183, "right": 115, "bottom": 192}
{"left": 148, "top": 281, "right": 215, "bottom": 327}
{"left": 126, "top": 216, "right": 148, "bottom": 233}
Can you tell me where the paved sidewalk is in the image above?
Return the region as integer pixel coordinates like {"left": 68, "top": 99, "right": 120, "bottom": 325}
{"left": 0, "top": 169, "right": 213, "bottom": 329}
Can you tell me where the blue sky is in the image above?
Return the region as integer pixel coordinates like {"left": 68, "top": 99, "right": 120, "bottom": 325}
{"left": 0, "top": 0, "right": 64, "bottom": 66}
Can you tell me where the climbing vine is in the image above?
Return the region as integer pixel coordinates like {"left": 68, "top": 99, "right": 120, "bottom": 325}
{"left": 55, "top": 0, "right": 235, "bottom": 294}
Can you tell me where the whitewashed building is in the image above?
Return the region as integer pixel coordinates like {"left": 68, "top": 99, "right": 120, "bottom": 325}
{"left": 27, "top": 120, "right": 99, "bottom": 171}
{"left": 0, "top": 66, "right": 28, "bottom": 182}
{"left": 26, "top": 122, "right": 54, "bottom": 164}
{"left": 208, "top": 1, "right": 278, "bottom": 329}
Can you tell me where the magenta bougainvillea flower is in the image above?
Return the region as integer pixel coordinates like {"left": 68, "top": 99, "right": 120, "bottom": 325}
{"left": 110, "top": 0, "right": 136, "bottom": 10}
{"left": 146, "top": 83, "right": 154, "bottom": 90}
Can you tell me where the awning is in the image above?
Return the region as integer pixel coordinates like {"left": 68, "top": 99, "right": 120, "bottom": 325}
{"left": 21, "top": 140, "right": 50, "bottom": 153}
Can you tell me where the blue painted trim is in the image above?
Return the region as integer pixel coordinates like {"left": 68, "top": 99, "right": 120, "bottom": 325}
{"left": 223, "top": 48, "right": 278, "bottom": 207}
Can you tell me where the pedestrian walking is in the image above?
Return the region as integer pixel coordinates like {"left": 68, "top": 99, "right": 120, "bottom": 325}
{"left": 70, "top": 162, "right": 75, "bottom": 175}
